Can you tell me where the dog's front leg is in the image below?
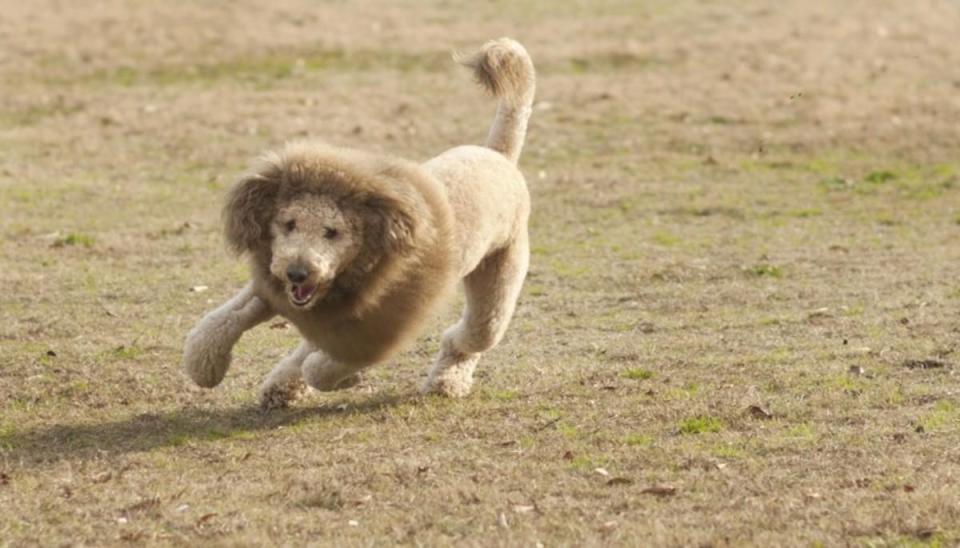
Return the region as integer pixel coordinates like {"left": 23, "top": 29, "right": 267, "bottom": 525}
{"left": 182, "top": 282, "right": 275, "bottom": 388}
{"left": 258, "top": 340, "right": 313, "bottom": 410}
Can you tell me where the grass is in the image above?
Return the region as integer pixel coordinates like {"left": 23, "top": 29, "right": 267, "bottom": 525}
{"left": 678, "top": 416, "right": 724, "bottom": 435}
{"left": 1, "top": 0, "right": 960, "bottom": 545}
{"left": 52, "top": 232, "right": 96, "bottom": 248}
{"left": 623, "top": 368, "right": 654, "bottom": 380}
{"left": 746, "top": 264, "right": 783, "bottom": 278}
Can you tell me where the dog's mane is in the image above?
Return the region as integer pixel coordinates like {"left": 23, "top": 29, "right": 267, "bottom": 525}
{"left": 223, "top": 140, "right": 454, "bottom": 319}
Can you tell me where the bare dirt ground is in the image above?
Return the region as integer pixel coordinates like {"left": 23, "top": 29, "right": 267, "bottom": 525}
{"left": 2, "top": 0, "right": 959, "bottom": 545}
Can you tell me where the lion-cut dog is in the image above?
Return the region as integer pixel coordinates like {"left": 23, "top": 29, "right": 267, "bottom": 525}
{"left": 183, "top": 38, "right": 535, "bottom": 409}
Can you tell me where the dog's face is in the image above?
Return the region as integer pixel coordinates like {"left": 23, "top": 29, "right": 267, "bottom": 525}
{"left": 223, "top": 148, "right": 425, "bottom": 312}
{"left": 268, "top": 194, "right": 365, "bottom": 309}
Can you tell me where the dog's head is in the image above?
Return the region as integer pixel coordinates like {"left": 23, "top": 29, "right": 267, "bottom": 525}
{"left": 222, "top": 145, "right": 420, "bottom": 310}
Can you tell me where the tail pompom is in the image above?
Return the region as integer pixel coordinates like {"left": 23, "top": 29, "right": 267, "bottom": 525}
{"left": 456, "top": 38, "right": 535, "bottom": 107}
{"left": 457, "top": 38, "right": 536, "bottom": 163}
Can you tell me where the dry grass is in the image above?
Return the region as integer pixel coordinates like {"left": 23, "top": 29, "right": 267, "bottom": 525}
{"left": 2, "top": 0, "right": 960, "bottom": 545}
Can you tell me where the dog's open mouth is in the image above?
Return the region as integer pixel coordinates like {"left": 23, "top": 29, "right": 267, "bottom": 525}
{"left": 289, "top": 283, "right": 319, "bottom": 307}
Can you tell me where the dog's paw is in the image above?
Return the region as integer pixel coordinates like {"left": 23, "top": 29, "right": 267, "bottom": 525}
{"left": 422, "top": 354, "right": 479, "bottom": 398}
{"left": 258, "top": 378, "right": 306, "bottom": 411}
{"left": 182, "top": 336, "right": 231, "bottom": 388}
{"left": 420, "top": 376, "right": 474, "bottom": 398}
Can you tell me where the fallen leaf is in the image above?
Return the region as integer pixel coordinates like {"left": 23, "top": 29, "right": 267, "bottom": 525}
{"left": 348, "top": 519, "right": 359, "bottom": 527}
{"left": 352, "top": 494, "right": 373, "bottom": 506}
{"left": 807, "top": 307, "right": 831, "bottom": 320}
{"left": 497, "top": 512, "right": 509, "bottom": 529}
{"left": 562, "top": 450, "right": 574, "bottom": 461}
{"left": 91, "top": 471, "right": 112, "bottom": 484}
{"left": 195, "top": 513, "right": 217, "bottom": 527}
{"left": 0, "top": 472, "right": 9, "bottom": 486}
{"left": 747, "top": 405, "right": 773, "bottom": 419}
{"left": 641, "top": 485, "right": 677, "bottom": 496}
{"left": 904, "top": 485, "right": 916, "bottom": 493}
{"left": 594, "top": 467, "right": 610, "bottom": 477}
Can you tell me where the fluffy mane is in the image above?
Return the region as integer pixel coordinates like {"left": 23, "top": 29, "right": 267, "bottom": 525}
{"left": 222, "top": 140, "right": 454, "bottom": 319}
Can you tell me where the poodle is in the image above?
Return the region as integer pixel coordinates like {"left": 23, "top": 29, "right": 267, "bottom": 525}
{"left": 181, "top": 38, "right": 536, "bottom": 409}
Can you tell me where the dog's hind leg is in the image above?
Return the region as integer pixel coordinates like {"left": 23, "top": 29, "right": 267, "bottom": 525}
{"left": 258, "top": 340, "right": 313, "bottom": 410}
{"left": 302, "top": 352, "right": 362, "bottom": 392}
{"left": 422, "top": 234, "right": 529, "bottom": 397}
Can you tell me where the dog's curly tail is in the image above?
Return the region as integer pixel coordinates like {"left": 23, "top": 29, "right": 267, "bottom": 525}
{"left": 457, "top": 38, "right": 535, "bottom": 164}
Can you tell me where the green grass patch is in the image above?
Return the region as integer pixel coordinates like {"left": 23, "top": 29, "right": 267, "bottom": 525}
{"left": 652, "top": 231, "right": 681, "bottom": 247}
{"left": 623, "top": 368, "right": 654, "bottom": 380}
{"left": 786, "top": 423, "right": 815, "bottom": 440}
{"left": 679, "top": 416, "right": 723, "bottom": 435}
{"left": 490, "top": 389, "right": 520, "bottom": 402}
{"left": 557, "top": 422, "right": 579, "bottom": 440}
{"left": 919, "top": 400, "right": 958, "bottom": 432}
{"left": 53, "top": 232, "right": 95, "bottom": 248}
{"left": 624, "top": 433, "right": 653, "bottom": 447}
{"left": 111, "top": 345, "right": 143, "bottom": 360}
{"left": 863, "top": 170, "right": 897, "bottom": 184}
{"left": 746, "top": 264, "right": 782, "bottom": 278}
{"left": 67, "top": 48, "right": 450, "bottom": 88}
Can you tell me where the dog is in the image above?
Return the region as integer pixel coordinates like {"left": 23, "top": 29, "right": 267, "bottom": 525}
{"left": 182, "top": 38, "right": 535, "bottom": 409}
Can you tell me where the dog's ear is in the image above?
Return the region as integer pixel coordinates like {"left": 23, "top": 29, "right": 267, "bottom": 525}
{"left": 365, "top": 196, "right": 418, "bottom": 256}
{"left": 222, "top": 173, "right": 279, "bottom": 254}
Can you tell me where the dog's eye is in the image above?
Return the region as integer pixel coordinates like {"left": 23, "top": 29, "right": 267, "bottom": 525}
{"left": 284, "top": 220, "right": 296, "bottom": 233}
{"left": 324, "top": 227, "right": 338, "bottom": 239}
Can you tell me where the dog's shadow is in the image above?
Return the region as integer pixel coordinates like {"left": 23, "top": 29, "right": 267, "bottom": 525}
{"left": 2, "top": 392, "right": 409, "bottom": 465}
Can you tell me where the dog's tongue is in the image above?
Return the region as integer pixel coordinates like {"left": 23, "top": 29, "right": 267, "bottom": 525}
{"left": 293, "top": 284, "right": 314, "bottom": 302}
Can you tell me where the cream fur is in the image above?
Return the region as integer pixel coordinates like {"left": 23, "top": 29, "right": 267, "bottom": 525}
{"left": 182, "top": 38, "right": 536, "bottom": 408}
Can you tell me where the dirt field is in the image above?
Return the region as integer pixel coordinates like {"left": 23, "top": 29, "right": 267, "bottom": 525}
{"left": 2, "top": 0, "right": 959, "bottom": 545}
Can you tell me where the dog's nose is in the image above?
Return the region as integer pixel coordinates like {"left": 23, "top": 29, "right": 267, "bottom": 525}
{"left": 286, "top": 265, "right": 309, "bottom": 284}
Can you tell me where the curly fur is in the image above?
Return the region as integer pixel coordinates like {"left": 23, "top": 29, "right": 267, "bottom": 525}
{"left": 182, "top": 38, "right": 536, "bottom": 407}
